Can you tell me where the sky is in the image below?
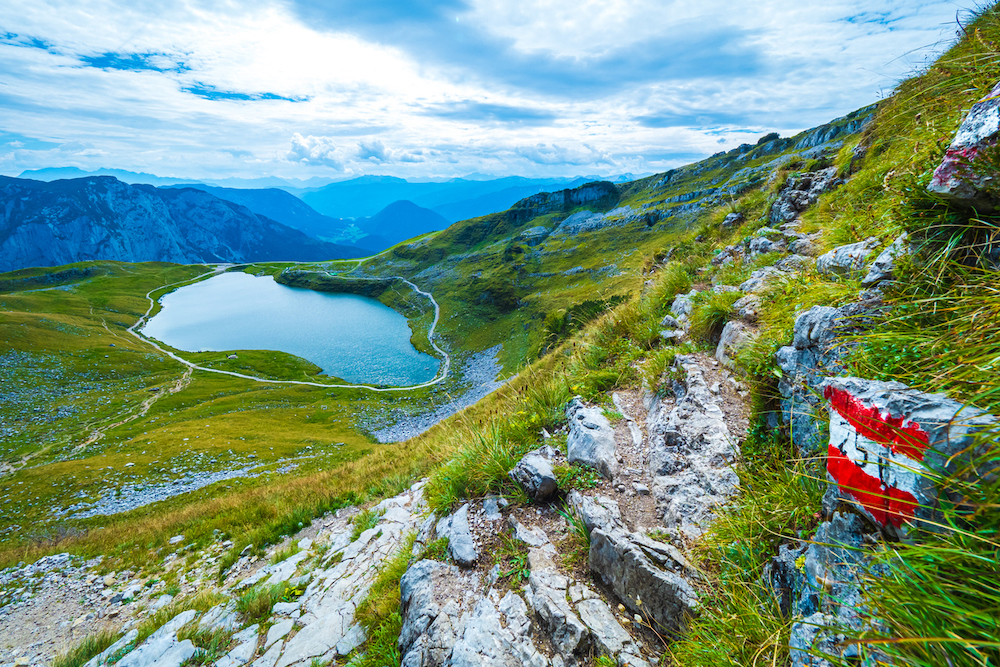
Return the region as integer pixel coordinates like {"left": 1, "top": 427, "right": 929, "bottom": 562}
{"left": 0, "top": 0, "right": 974, "bottom": 182}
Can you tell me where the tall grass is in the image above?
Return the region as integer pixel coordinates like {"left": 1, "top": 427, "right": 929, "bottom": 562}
{"left": 51, "top": 630, "right": 121, "bottom": 667}
{"left": 352, "top": 534, "right": 416, "bottom": 667}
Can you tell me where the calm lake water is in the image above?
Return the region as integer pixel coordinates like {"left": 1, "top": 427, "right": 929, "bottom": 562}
{"left": 142, "top": 272, "right": 440, "bottom": 385}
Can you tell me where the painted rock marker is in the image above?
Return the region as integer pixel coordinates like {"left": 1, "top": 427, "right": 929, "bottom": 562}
{"left": 821, "top": 377, "right": 995, "bottom": 537}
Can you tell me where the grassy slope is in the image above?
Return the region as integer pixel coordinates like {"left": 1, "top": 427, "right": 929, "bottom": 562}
{"left": 0, "top": 112, "right": 857, "bottom": 570}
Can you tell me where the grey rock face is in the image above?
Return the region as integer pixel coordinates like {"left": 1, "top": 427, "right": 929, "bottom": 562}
{"left": 115, "top": 610, "right": 198, "bottom": 667}
{"left": 398, "top": 560, "right": 548, "bottom": 667}
{"left": 789, "top": 612, "right": 842, "bottom": 667}
{"left": 775, "top": 254, "right": 816, "bottom": 272}
{"left": 670, "top": 290, "right": 699, "bottom": 325}
{"left": 716, "top": 321, "right": 753, "bottom": 367}
{"left": 446, "top": 504, "right": 478, "bottom": 567}
{"left": 861, "top": 233, "right": 909, "bottom": 285}
{"left": 449, "top": 593, "right": 546, "bottom": 667}
{"left": 566, "top": 398, "right": 618, "bottom": 479}
{"left": 816, "top": 238, "right": 879, "bottom": 277}
{"left": 761, "top": 543, "right": 808, "bottom": 618}
{"left": 792, "top": 306, "right": 841, "bottom": 350}
{"left": 789, "top": 236, "right": 821, "bottom": 256}
{"left": 821, "top": 377, "right": 995, "bottom": 537}
{"left": 646, "top": 355, "right": 739, "bottom": 540}
{"left": 576, "top": 598, "right": 642, "bottom": 658}
{"left": 739, "top": 266, "right": 787, "bottom": 293}
{"left": 769, "top": 167, "right": 841, "bottom": 224}
{"left": 732, "top": 294, "right": 761, "bottom": 322}
{"left": 588, "top": 528, "right": 698, "bottom": 633}
{"left": 721, "top": 212, "right": 744, "bottom": 229}
{"left": 567, "top": 492, "right": 698, "bottom": 634}
{"left": 928, "top": 79, "right": 1000, "bottom": 208}
{"left": 508, "top": 446, "right": 559, "bottom": 502}
{"left": 398, "top": 560, "right": 467, "bottom": 667}
{"left": 527, "top": 570, "right": 590, "bottom": 656}
{"left": 748, "top": 236, "right": 786, "bottom": 257}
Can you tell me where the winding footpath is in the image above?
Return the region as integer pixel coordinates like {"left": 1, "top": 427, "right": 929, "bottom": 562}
{"left": 125, "top": 265, "right": 453, "bottom": 392}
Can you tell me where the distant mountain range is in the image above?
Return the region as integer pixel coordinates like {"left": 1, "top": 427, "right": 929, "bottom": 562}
{"left": 14, "top": 168, "right": 652, "bottom": 224}
{"left": 162, "top": 183, "right": 350, "bottom": 240}
{"left": 0, "top": 176, "right": 365, "bottom": 273}
{"left": 353, "top": 201, "right": 451, "bottom": 250}
{"left": 15, "top": 167, "right": 332, "bottom": 190}
{"left": 299, "top": 175, "right": 593, "bottom": 221}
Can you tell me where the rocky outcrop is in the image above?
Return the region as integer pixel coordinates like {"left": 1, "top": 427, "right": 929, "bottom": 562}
{"left": 715, "top": 321, "right": 753, "bottom": 367}
{"left": 646, "top": 355, "right": 740, "bottom": 540}
{"left": 566, "top": 398, "right": 618, "bottom": 478}
{"left": 861, "top": 233, "right": 910, "bottom": 285}
{"left": 816, "top": 238, "right": 879, "bottom": 277}
{"left": 0, "top": 176, "right": 363, "bottom": 272}
{"left": 769, "top": 167, "right": 841, "bottom": 224}
{"left": 509, "top": 446, "right": 560, "bottom": 502}
{"left": 822, "top": 376, "right": 995, "bottom": 537}
{"left": 508, "top": 181, "right": 620, "bottom": 224}
{"left": 928, "top": 79, "right": 1000, "bottom": 209}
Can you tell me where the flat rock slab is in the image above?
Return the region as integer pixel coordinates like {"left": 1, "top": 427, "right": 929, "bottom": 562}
{"left": 566, "top": 398, "right": 618, "bottom": 478}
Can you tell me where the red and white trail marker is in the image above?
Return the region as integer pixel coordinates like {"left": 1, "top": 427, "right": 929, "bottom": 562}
{"left": 821, "top": 377, "right": 994, "bottom": 536}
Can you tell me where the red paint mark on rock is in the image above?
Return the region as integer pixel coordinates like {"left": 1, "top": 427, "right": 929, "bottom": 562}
{"left": 824, "top": 385, "right": 929, "bottom": 460}
{"left": 827, "top": 445, "right": 919, "bottom": 528}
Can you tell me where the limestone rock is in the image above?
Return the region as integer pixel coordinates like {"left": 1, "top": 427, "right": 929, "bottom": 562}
{"left": 789, "top": 236, "right": 821, "bottom": 256}
{"left": 446, "top": 504, "right": 478, "bottom": 567}
{"left": 739, "top": 266, "right": 787, "bottom": 293}
{"left": 527, "top": 570, "right": 590, "bottom": 656}
{"left": 508, "top": 446, "right": 559, "bottom": 502}
{"left": 928, "top": 79, "right": 1000, "bottom": 209}
{"left": 861, "top": 233, "right": 909, "bottom": 285}
{"left": 115, "top": 610, "right": 198, "bottom": 667}
{"left": 576, "top": 598, "right": 642, "bottom": 658}
{"left": 815, "top": 238, "right": 879, "bottom": 278}
{"left": 732, "top": 294, "right": 761, "bottom": 322}
{"left": 792, "top": 306, "right": 840, "bottom": 350}
{"left": 646, "top": 355, "right": 739, "bottom": 540}
{"left": 588, "top": 528, "right": 697, "bottom": 633}
{"left": 715, "top": 321, "right": 753, "bottom": 367}
{"left": 398, "top": 560, "right": 468, "bottom": 666}
{"left": 566, "top": 398, "right": 618, "bottom": 479}
{"left": 821, "top": 376, "right": 995, "bottom": 537}
{"left": 769, "top": 167, "right": 840, "bottom": 224}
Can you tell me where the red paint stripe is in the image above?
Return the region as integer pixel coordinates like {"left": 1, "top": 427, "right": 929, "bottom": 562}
{"left": 824, "top": 386, "right": 929, "bottom": 460}
{"left": 827, "top": 445, "right": 919, "bottom": 528}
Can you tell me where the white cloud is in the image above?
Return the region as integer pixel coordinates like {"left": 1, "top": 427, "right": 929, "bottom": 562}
{"left": 287, "top": 133, "right": 345, "bottom": 169}
{"left": 0, "top": 0, "right": 967, "bottom": 180}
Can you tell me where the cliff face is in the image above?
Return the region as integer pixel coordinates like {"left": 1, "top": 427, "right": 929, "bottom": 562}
{"left": 0, "top": 176, "right": 364, "bottom": 272}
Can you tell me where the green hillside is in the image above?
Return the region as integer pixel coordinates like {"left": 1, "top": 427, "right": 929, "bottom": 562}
{"left": 3, "top": 7, "right": 1000, "bottom": 665}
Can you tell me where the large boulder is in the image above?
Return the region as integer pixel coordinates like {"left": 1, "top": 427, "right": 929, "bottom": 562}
{"left": 821, "top": 377, "right": 995, "bottom": 538}
{"left": 716, "top": 321, "right": 753, "bottom": 367}
{"left": 928, "top": 79, "right": 1000, "bottom": 209}
{"left": 816, "top": 238, "right": 879, "bottom": 278}
{"left": 508, "top": 446, "right": 559, "bottom": 502}
{"left": 565, "top": 398, "right": 618, "bottom": 478}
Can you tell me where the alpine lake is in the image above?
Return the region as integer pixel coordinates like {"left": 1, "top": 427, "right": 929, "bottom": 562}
{"left": 141, "top": 271, "right": 440, "bottom": 386}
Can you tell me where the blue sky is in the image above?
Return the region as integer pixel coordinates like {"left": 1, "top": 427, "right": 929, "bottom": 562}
{"left": 0, "top": 0, "right": 970, "bottom": 181}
